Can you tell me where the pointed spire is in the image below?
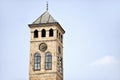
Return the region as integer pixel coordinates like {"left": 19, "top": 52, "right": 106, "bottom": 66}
{"left": 46, "top": 1, "right": 48, "bottom": 11}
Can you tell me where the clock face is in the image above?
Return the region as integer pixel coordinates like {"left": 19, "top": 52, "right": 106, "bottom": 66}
{"left": 39, "top": 43, "right": 47, "bottom": 52}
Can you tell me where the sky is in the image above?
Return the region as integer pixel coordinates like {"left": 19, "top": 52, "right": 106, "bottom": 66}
{"left": 0, "top": 0, "right": 120, "bottom": 80}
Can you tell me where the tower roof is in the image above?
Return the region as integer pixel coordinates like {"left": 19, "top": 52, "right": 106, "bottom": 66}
{"left": 29, "top": 2, "right": 65, "bottom": 34}
{"left": 32, "top": 11, "right": 57, "bottom": 24}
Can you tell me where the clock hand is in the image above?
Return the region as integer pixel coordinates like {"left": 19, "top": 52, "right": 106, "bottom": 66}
{"left": 42, "top": 46, "right": 46, "bottom": 49}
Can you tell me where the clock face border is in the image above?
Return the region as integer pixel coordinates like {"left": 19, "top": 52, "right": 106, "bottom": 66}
{"left": 39, "top": 43, "right": 47, "bottom": 52}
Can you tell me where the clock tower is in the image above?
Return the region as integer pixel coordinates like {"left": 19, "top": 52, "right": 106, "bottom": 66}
{"left": 28, "top": 3, "right": 65, "bottom": 80}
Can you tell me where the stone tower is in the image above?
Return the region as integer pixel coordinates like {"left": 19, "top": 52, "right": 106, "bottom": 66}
{"left": 28, "top": 4, "right": 65, "bottom": 80}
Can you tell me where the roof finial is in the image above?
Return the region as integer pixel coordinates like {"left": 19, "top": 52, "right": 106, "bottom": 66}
{"left": 46, "top": 1, "right": 48, "bottom": 11}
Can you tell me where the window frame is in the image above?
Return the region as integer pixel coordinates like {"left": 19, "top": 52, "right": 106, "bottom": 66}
{"left": 57, "top": 30, "right": 58, "bottom": 38}
{"left": 45, "top": 52, "right": 52, "bottom": 70}
{"left": 34, "top": 30, "right": 38, "bottom": 38}
{"left": 41, "top": 29, "right": 46, "bottom": 37}
{"left": 59, "top": 58, "right": 63, "bottom": 73}
{"left": 34, "top": 53, "right": 41, "bottom": 71}
{"left": 49, "top": 28, "right": 54, "bottom": 37}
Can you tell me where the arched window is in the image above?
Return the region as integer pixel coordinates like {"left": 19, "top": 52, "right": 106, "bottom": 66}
{"left": 61, "top": 35, "right": 63, "bottom": 43}
{"left": 34, "top": 30, "right": 38, "bottom": 38}
{"left": 57, "top": 30, "right": 58, "bottom": 38}
{"left": 60, "top": 58, "right": 63, "bottom": 73}
{"left": 34, "top": 53, "right": 41, "bottom": 71}
{"left": 59, "top": 33, "right": 60, "bottom": 40}
{"left": 41, "top": 29, "right": 46, "bottom": 37}
{"left": 49, "top": 29, "right": 53, "bottom": 37}
{"left": 45, "top": 52, "right": 52, "bottom": 70}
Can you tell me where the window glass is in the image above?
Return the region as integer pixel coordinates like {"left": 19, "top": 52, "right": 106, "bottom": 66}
{"left": 57, "top": 30, "right": 58, "bottom": 38}
{"left": 60, "top": 58, "right": 63, "bottom": 73}
{"left": 45, "top": 52, "right": 52, "bottom": 70}
{"left": 46, "top": 63, "right": 52, "bottom": 69}
{"left": 34, "top": 53, "right": 41, "bottom": 71}
{"left": 34, "top": 30, "right": 38, "bottom": 38}
{"left": 49, "top": 29, "right": 54, "bottom": 37}
{"left": 41, "top": 29, "right": 46, "bottom": 37}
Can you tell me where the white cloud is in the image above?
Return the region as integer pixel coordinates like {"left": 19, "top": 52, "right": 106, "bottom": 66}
{"left": 90, "top": 56, "right": 120, "bottom": 66}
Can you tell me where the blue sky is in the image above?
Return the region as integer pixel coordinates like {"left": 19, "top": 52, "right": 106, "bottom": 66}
{"left": 0, "top": 0, "right": 120, "bottom": 80}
